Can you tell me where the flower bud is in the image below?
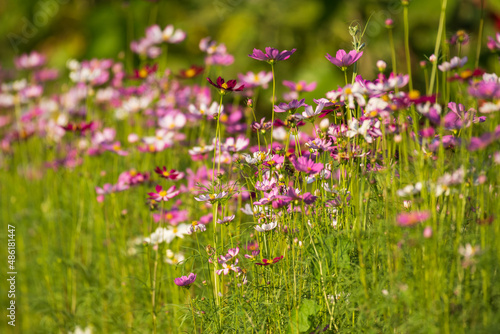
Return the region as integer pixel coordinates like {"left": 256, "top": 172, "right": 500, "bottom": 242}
{"left": 376, "top": 60, "right": 387, "bottom": 72}
{"left": 385, "top": 19, "right": 394, "bottom": 28}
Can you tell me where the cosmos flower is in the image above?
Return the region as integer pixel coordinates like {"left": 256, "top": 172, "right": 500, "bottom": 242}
{"left": 217, "top": 215, "right": 236, "bottom": 225}
{"left": 438, "top": 56, "right": 468, "bottom": 72}
{"left": 174, "top": 273, "right": 197, "bottom": 287}
{"left": 177, "top": 65, "right": 204, "bottom": 79}
{"left": 291, "top": 156, "right": 324, "bottom": 175}
{"left": 326, "top": 49, "right": 363, "bottom": 69}
{"left": 248, "top": 47, "right": 297, "bottom": 64}
{"left": 194, "top": 191, "right": 229, "bottom": 203}
{"left": 147, "top": 185, "right": 180, "bottom": 202}
{"left": 15, "top": 51, "right": 46, "bottom": 70}
{"left": 207, "top": 77, "right": 244, "bottom": 95}
{"left": 154, "top": 167, "right": 184, "bottom": 180}
{"left": 274, "top": 99, "right": 307, "bottom": 113}
{"left": 187, "top": 221, "right": 207, "bottom": 234}
{"left": 255, "top": 255, "right": 284, "bottom": 266}
{"left": 216, "top": 258, "right": 241, "bottom": 275}
{"left": 396, "top": 211, "right": 431, "bottom": 227}
{"left": 487, "top": 32, "right": 500, "bottom": 51}
{"left": 238, "top": 71, "right": 273, "bottom": 88}
{"left": 282, "top": 80, "right": 317, "bottom": 93}
{"left": 254, "top": 221, "right": 278, "bottom": 232}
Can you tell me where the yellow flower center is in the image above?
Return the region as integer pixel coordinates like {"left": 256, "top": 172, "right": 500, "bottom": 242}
{"left": 408, "top": 90, "right": 420, "bottom": 100}
{"left": 296, "top": 83, "right": 303, "bottom": 91}
{"left": 191, "top": 221, "right": 198, "bottom": 226}
{"left": 382, "top": 95, "right": 390, "bottom": 102}
{"left": 130, "top": 169, "right": 137, "bottom": 176}
{"left": 209, "top": 194, "right": 216, "bottom": 200}
{"left": 149, "top": 145, "right": 156, "bottom": 152}
{"left": 163, "top": 171, "right": 170, "bottom": 177}
{"left": 345, "top": 87, "right": 352, "bottom": 95}
{"left": 221, "top": 82, "right": 229, "bottom": 89}
{"left": 139, "top": 69, "right": 148, "bottom": 78}
{"left": 113, "top": 144, "right": 121, "bottom": 151}
{"left": 166, "top": 213, "right": 173, "bottom": 220}
{"left": 220, "top": 114, "right": 228, "bottom": 122}
{"left": 159, "top": 190, "right": 167, "bottom": 197}
{"left": 254, "top": 74, "right": 260, "bottom": 81}
{"left": 185, "top": 68, "right": 196, "bottom": 78}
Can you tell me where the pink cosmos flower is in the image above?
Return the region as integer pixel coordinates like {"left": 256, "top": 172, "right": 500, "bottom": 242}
{"left": 217, "top": 215, "right": 236, "bottom": 225}
{"left": 15, "top": 51, "right": 46, "bottom": 70}
{"left": 326, "top": 50, "right": 363, "bottom": 69}
{"left": 487, "top": 32, "right": 500, "bottom": 51}
{"left": 248, "top": 47, "right": 296, "bottom": 63}
{"left": 238, "top": 71, "right": 273, "bottom": 89}
{"left": 174, "top": 273, "right": 197, "bottom": 287}
{"left": 396, "top": 211, "right": 431, "bottom": 227}
{"left": 282, "top": 80, "right": 317, "bottom": 92}
{"left": 148, "top": 185, "right": 180, "bottom": 202}
{"left": 291, "top": 156, "right": 324, "bottom": 174}
{"left": 154, "top": 167, "right": 184, "bottom": 180}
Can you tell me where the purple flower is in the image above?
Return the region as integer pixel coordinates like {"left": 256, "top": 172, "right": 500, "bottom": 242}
{"left": 174, "top": 273, "right": 197, "bottom": 287}
{"left": 443, "top": 102, "right": 486, "bottom": 130}
{"left": 282, "top": 80, "right": 317, "bottom": 92}
{"left": 292, "top": 156, "right": 324, "bottom": 174}
{"left": 438, "top": 56, "right": 468, "bottom": 72}
{"left": 326, "top": 49, "right": 363, "bottom": 69}
{"left": 274, "top": 99, "right": 307, "bottom": 113}
{"left": 248, "top": 47, "right": 297, "bottom": 64}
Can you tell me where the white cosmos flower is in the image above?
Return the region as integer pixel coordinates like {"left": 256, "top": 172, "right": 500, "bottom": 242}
{"left": 254, "top": 221, "right": 277, "bottom": 232}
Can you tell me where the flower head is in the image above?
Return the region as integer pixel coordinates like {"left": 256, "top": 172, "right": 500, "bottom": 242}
{"left": 147, "top": 185, "right": 180, "bottom": 202}
{"left": 255, "top": 255, "right": 284, "bottom": 266}
{"left": 207, "top": 77, "right": 244, "bottom": 95}
{"left": 396, "top": 211, "right": 431, "bottom": 227}
{"left": 326, "top": 50, "right": 363, "bottom": 70}
{"left": 174, "top": 273, "right": 197, "bottom": 287}
{"left": 248, "top": 47, "right": 297, "bottom": 64}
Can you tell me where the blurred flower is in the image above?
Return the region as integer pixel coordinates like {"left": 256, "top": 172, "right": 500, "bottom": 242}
{"left": 178, "top": 65, "right": 204, "bottom": 79}
{"left": 438, "top": 56, "right": 468, "bottom": 72}
{"left": 448, "top": 30, "right": 469, "bottom": 45}
{"left": 238, "top": 71, "right": 273, "bottom": 89}
{"left": 396, "top": 211, "right": 431, "bottom": 227}
{"left": 283, "top": 80, "right": 316, "bottom": 93}
{"left": 15, "top": 51, "right": 46, "bottom": 70}
{"left": 187, "top": 221, "right": 207, "bottom": 234}
{"left": 154, "top": 167, "right": 184, "bottom": 180}
{"left": 292, "top": 156, "right": 324, "bottom": 174}
{"left": 274, "top": 99, "right": 307, "bottom": 113}
{"left": 486, "top": 32, "right": 500, "bottom": 51}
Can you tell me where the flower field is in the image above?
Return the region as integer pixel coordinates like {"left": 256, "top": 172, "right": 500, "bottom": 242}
{"left": 1, "top": 1, "right": 500, "bottom": 333}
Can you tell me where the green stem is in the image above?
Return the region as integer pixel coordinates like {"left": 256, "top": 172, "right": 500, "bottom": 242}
{"left": 429, "top": 0, "right": 448, "bottom": 94}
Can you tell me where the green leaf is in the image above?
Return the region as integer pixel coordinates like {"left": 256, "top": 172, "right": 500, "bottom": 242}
{"left": 289, "top": 299, "right": 319, "bottom": 333}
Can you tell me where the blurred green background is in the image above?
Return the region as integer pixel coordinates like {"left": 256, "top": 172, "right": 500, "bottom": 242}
{"left": 1, "top": 0, "right": 499, "bottom": 95}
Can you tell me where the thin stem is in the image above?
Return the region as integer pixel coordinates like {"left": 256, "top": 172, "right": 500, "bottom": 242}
{"left": 429, "top": 0, "right": 448, "bottom": 94}
{"left": 475, "top": 0, "right": 484, "bottom": 68}
{"left": 403, "top": 3, "right": 413, "bottom": 92}
{"left": 270, "top": 63, "right": 276, "bottom": 149}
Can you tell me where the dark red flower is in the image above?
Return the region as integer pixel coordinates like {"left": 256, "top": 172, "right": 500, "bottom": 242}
{"left": 255, "top": 255, "right": 284, "bottom": 266}
{"left": 61, "top": 122, "right": 94, "bottom": 133}
{"left": 207, "top": 76, "right": 244, "bottom": 95}
{"left": 130, "top": 64, "right": 158, "bottom": 80}
{"left": 178, "top": 65, "right": 204, "bottom": 79}
{"left": 154, "top": 166, "right": 184, "bottom": 180}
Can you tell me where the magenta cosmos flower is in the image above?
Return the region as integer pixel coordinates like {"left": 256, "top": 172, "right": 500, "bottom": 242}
{"left": 255, "top": 255, "right": 284, "bottom": 266}
{"left": 396, "top": 211, "right": 431, "bottom": 227}
{"left": 207, "top": 77, "right": 244, "bottom": 95}
{"left": 248, "top": 47, "right": 296, "bottom": 64}
{"left": 154, "top": 166, "right": 184, "bottom": 180}
{"left": 291, "top": 156, "right": 324, "bottom": 175}
{"left": 174, "top": 273, "right": 197, "bottom": 287}
{"left": 326, "top": 49, "right": 363, "bottom": 69}
{"left": 147, "top": 185, "right": 180, "bottom": 202}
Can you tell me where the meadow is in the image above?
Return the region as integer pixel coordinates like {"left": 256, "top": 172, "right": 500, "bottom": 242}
{"left": 1, "top": 1, "right": 500, "bottom": 333}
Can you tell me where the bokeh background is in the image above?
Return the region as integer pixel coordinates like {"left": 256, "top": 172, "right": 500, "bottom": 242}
{"left": 1, "top": 0, "right": 500, "bottom": 98}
